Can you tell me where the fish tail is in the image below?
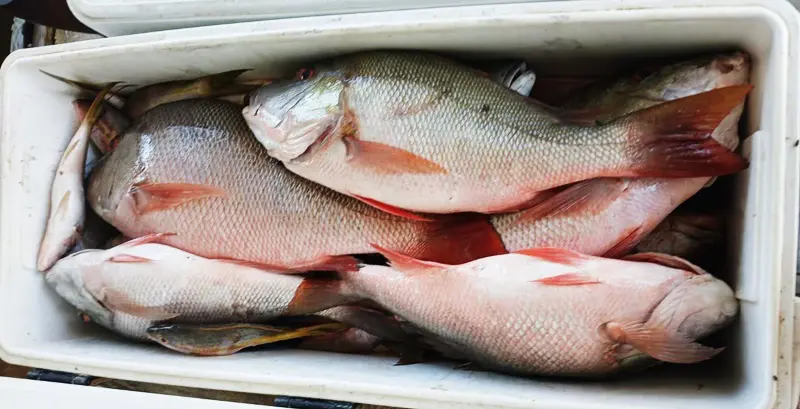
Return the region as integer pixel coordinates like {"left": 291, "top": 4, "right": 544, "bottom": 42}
{"left": 402, "top": 215, "right": 507, "bottom": 264}
{"left": 620, "top": 84, "right": 751, "bottom": 178}
{"left": 286, "top": 278, "right": 361, "bottom": 315}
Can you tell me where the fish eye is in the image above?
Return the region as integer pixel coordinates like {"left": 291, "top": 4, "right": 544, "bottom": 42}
{"left": 296, "top": 68, "right": 315, "bottom": 81}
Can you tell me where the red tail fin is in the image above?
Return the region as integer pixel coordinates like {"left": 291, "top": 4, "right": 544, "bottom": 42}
{"left": 621, "top": 84, "right": 751, "bottom": 178}
{"left": 400, "top": 215, "right": 507, "bottom": 264}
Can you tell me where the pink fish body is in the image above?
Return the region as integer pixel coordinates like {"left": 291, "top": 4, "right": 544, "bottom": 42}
{"left": 345, "top": 248, "right": 738, "bottom": 377}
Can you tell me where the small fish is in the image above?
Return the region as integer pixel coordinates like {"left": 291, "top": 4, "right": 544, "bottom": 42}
{"left": 146, "top": 322, "right": 348, "bottom": 356}
{"left": 244, "top": 50, "right": 749, "bottom": 215}
{"left": 45, "top": 238, "right": 359, "bottom": 340}
{"left": 73, "top": 98, "right": 131, "bottom": 154}
{"left": 125, "top": 69, "right": 260, "bottom": 118}
{"left": 343, "top": 246, "right": 738, "bottom": 377}
{"left": 37, "top": 85, "right": 113, "bottom": 272}
{"left": 490, "top": 51, "right": 750, "bottom": 256}
{"left": 87, "top": 98, "right": 505, "bottom": 271}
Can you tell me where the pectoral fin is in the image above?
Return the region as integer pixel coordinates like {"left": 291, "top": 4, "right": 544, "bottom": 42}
{"left": 130, "top": 182, "right": 226, "bottom": 215}
{"left": 605, "top": 321, "right": 723, "bottom": 364}
{"left": 343, "top": 137, "right": 447, "bottom": 175}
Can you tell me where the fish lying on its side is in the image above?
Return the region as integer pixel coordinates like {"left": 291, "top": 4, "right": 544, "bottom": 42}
{"left": 244, "top": 50, "right": 749, "bottom": 215}
{"left": 45, "top": 238, "right": 360, "bottom": 340}
{"left": 490, "top": 51, "right": 750, "bottom": 256}
{"left": 146, "top": 322, "right": 349, "bottom": 356}
{"left": 87, "top": 98, "right": 506, "bottom": 272}
{"left": 37, "top": 86, "right": 113, "bottom": 272}
{"left": 146, "top": 305, "right": 406, "bottom": 356}
{"left": 343, "top": 247, "right": 738, "bottom": 377}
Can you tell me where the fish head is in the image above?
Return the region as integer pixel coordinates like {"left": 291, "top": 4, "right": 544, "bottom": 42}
{"left": 632, "top": 51, "right": 751, "bottom": 102}
{"left": 45, "top": 249, "right": 115, "bottom": 329}
{"left": 243, "top": 66, "right": 345, "bottom": 162}
{"left": 647, "top": 272, "right": 738, "bottom": 341}
{"left": 86, "top": 140, "right": 141, "bottom": 226}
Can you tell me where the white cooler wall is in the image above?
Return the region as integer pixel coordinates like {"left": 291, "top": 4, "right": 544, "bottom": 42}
{"left": 0, "top": 2, "right": 794, "bottom": 409}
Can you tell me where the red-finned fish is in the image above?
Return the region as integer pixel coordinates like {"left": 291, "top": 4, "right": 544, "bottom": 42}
{"left": 37, "top": 85, "right": 114, "bottom": 272}
{"left": 490, "top": 51, "right": 750, "bottom": 256}
{"left": 87, "top": 98, "right": 505, "bottom": 272}
{"left": 343, "top": 247, "right": 738, "bottom": 377}
{"left": 44, "top": 237, "right": 360, "bottom": 340}
{"left": 243, "top": 50, "right": 749, "bottom": 215}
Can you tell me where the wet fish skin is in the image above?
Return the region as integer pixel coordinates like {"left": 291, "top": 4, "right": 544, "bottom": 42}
{"left": 87, "top": 98, "right": 505, "bottom": 270}
{"left": 37, "top": 86, "right": 112, "bottom": 272}
{"left": 125, "top": 69, "right": 258, "bottom": 119}
{"left": 634, "top": 212, "right": 724, "bottom": 262}
{"left": 45, "top": 240, "right": 358, "bottom": 340}
{"left": 490, "top": 51, "right": 750, "bottom": 256}
{"left": 244, "top": 50, "right": 749, "bottom": 214}
{"left": 73, "top": 99, "right": 131, "bottom": 154}
{"left": 146, "top": 322, "right": 348, "bottom": 356}
{"left": 344, "top": 248, "right": 737, "bottom": 377}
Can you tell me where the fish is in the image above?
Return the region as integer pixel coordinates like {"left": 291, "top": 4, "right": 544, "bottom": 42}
{"left": 490, "top": 51, "right": 750, "bottom": 256}
{"left": 146, "top": 322, "right": 349, "bottom": 356}
{"left": 87, "top": 98, "right": 505, "bottom": 271}
{"left": 124, "top": 69, "right": 262, "bottom": 119}
{"left": 243, "top": 50, "right": 750, "bottom": 215}
{"left": 44, "top": 238, "right": 360, "bottom": 340}
{"left": 342, "top": 247, "right": 738, "bottom": 377}
{"left": 73, "top": 98, "right": 131, "bottom": 154}
{"left": 634, "top": 211, "right": 724, "bottom": 262}
{"left": 37, "top": 85, "right": 114, "bottom": 272}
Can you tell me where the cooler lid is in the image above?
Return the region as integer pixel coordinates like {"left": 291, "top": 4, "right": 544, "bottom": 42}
{"left": 66, "top": 0, "right": 553, "bottom": 36}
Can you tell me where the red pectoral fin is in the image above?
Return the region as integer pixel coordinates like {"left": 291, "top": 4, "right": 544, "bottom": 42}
{"left": 606, "top": 322, "right": 723, "bottom": 364}
{"left": 622, "top": 252, "right": 708, "bottom": 275}
{"left": 343, "top": 137, "right": 447, "bottom": 175}
{"left": 370, "top": 244, "right": 450, "bottom": 276}
{"left": 532, "top": 273, "right": 600, "bottom": 286}
{"left": 513, "top": 179, "right": 628, "bottom": 225}
{"left": 130, "top": 182, "right": 226, "bottom": 215}
{"left": 352, "top": 195, "right": 435, "bottom": 222}
{"left": 513, "top": 247, "right": 589, "bottom": 266}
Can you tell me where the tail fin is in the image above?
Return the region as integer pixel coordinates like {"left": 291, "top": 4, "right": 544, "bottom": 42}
{"left": 400, "top": 215, "right": 507, "bottom": 265}
{"left": 621, "top": 84, "right": 751, "bottom": 178}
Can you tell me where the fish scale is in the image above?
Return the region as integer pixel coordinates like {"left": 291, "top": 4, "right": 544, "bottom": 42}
{"left": 46, "top": 242, "right": 356, "bottom": 340}
{"left": 246, "top": 51, "right": 748, "bottom": 215}
{"left": 490, "top": 51, "right": 750, "bottom": 257}
{"left": 88, "top": 98, "right": 505, "bottom": 269}
{"left": 343, "top": 250, "right": 736, "bottom": 377}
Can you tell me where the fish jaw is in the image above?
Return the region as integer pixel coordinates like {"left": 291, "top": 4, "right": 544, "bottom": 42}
{"left": 244, "top": 76, "right": 344, "bottom": 162}
{"left": 45, "top": 250, "right": 115, "bottom": 330}
{"left": 646, "top": 272, "right": 738, "bottom": 341}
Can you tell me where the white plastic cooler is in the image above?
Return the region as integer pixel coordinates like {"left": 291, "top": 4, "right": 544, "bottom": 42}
{"left": 1, "top": 1, "right": 799, "bottom": 408}
{"left": 65, "top": 0, "right": 553, "bottom": 37}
